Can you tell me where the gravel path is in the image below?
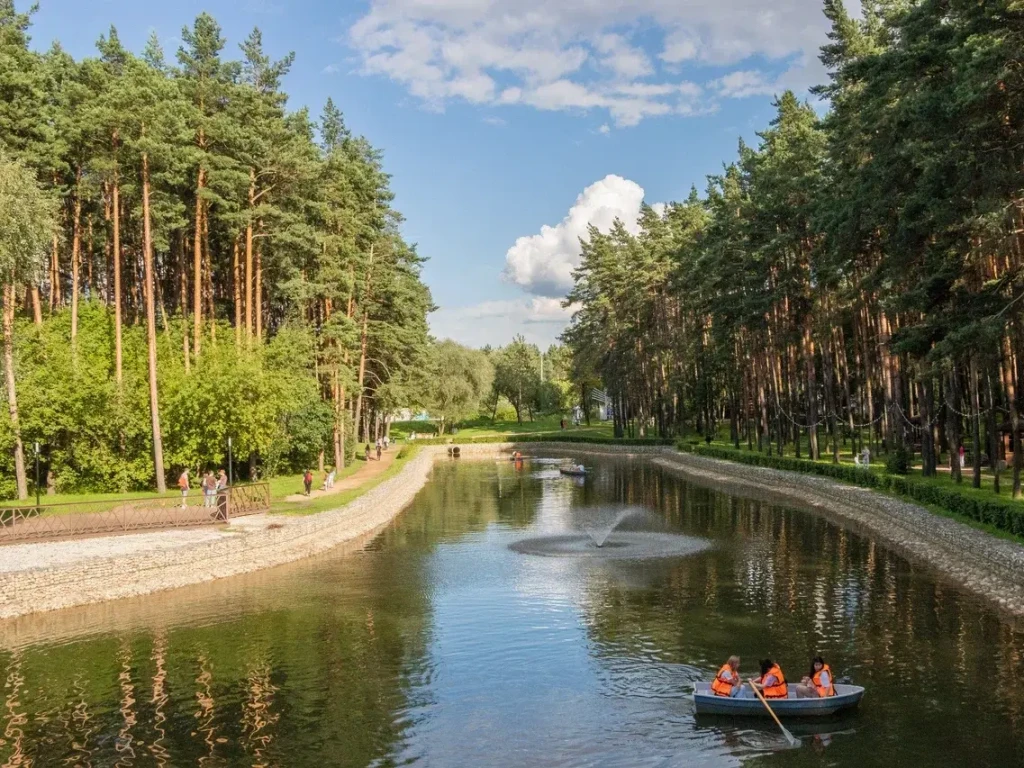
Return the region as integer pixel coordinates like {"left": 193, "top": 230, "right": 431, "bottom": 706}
{"left": 0, "top": 528, "right": 232, "bottom": 573}
{"left": 656, "top": 452, "right": 1024, "bottom": 616}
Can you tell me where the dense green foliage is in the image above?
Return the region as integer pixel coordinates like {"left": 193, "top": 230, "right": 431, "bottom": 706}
{"left": 565, "top": 1, "right": 1024, "bottom": 498}
{"left": 0, "top": 5, "right": 432, "bottom": 497}
{"left": 420, "top": 340, "right": 493, "bottom": 434}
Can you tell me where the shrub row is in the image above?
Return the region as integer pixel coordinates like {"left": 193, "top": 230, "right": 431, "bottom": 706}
{"left": 681, "top": 443, "right": 1024, "bottom": 537}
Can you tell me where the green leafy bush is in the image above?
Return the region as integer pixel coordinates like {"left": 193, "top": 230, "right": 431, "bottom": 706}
{"left": 885, "top": 446, "right": 911, "bottom": 475}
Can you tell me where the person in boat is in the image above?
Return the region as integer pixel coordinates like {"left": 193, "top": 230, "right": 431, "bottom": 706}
{"left": 711, "top": 656, "right": 742, "bottom": 698}
{"left": 749, "top": 658, "right": 788, "bottom": 699}
{"left": 795, "top": 656, "right": 835, "bottom": 699}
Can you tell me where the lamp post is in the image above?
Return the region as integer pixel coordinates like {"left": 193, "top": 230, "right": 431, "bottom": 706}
{"left": 227, "top": 436, "right": 233, "bottom": 486}
{"left": 34, "top": 442, "right": 40, "bottom": 511}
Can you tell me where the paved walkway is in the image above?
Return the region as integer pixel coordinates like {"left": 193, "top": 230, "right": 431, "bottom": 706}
{"left": 284, "top": 449, "right": 397, "bottom": 502}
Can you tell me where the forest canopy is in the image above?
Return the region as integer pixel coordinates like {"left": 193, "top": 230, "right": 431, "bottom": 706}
{"left": 0, "top": 4, "right": 433, "bottom": 498}
{"left": 562, "top": 0, "right": 1024, "bottom": 495}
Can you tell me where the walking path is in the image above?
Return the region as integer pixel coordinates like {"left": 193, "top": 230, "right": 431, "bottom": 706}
{"left": 283, "top": 449, "right": 396, "bottom": 503}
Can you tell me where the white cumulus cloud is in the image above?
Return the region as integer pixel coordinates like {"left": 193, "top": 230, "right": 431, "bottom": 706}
{"left": 430, "top": 297, "right": 577, "bottom": 347}
{"left": 503, "top": 174, "right": 648, "bottom": 297}
{"left": 346, "top": 0, "right": 836, "bottom": 126}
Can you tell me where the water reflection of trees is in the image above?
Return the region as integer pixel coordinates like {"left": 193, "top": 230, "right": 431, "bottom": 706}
{"left": 579, "top": 464, "right": 1024, "bottom": 766}
{"left": 0, "top": 462, "right": 546, "bottom": 767}
{"left": 0, "top": 527, "right": 445, "bottom": 765}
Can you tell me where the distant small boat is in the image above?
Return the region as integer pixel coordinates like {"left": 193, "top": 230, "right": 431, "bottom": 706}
{"left": 559, "top": 467, "right": 587, "bottom": 477}
{"left": 692, "top": 683, "right": 864, "bottom": 717}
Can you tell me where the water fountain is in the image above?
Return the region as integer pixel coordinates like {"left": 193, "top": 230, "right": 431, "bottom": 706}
{"left": 584, "top": 507, "right": 644, "bottom": 548}
{"left": 509, "top": 505, "right": 711, "bottom": 560}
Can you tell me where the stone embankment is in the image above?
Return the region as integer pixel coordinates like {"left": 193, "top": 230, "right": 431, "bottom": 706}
{"left": 4, "top": 441, "right": 1024, "bottom": 621}
{"left": 655, "top": 451, "right": 1024, "bottom": 617}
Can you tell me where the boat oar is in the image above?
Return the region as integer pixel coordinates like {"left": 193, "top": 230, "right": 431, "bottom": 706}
{"left": 749, "top": 681, "right": 800, "bottom": 747}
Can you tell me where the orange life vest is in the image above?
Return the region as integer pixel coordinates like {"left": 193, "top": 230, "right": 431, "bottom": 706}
{"left": 711, "top": 664, "right": 739, "bottom": 697}
{"left": 761, "top": 665, "right": 788, "bottom": 698}
{"left": 812, "top": 664, "right": 835, "bottom": 697}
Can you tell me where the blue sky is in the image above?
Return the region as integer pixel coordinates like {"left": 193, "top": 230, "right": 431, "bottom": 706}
{"left": 24, "top": 0, "right": 837, "bottom": 348}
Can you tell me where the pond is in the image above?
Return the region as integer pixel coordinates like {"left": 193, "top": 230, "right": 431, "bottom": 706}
{"left": 1, "top": 456, "right": 1023, "bottom": 767}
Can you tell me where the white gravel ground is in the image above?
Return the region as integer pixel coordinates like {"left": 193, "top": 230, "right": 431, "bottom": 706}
{"left": 0, "top": 527, "right": 234, "bottom": 573}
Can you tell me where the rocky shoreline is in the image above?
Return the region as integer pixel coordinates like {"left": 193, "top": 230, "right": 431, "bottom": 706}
{"left": 655, "top": 451, "right": 1024, "bottom": 618}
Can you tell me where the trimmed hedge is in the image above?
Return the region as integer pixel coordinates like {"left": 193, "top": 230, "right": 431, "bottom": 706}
{"left": 411, "top": 434, "right": 675, "bottom": 447}
{"left": 681, "top": 443, "right": 1024, "bottom": 537}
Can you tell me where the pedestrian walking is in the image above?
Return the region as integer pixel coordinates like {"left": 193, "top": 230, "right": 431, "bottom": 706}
{"left": 177, "top": 469, "right": 190, "bottom": 508}
{"left": 216, "top": 468, "right": 228, "bottom": 521}
{"left": 303, "top": 469, "right": 313, "bottom": 496}
{"left": 376, "top": 442, "right": 382, "bottom": 461}
{"left": 202, "top": 471, "right": 216, "bottom": 508}
{"left": 959, "top": 444, "right": 965, "bottom": 469}
{"left": 365, "top": 444, "right": 372, "bottom": 461}
{"left": 383, "top": 435, "right": 390, "bottom": 450}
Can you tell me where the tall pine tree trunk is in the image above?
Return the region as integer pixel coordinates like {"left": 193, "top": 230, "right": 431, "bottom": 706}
{"left": 970, "top": 355, "right": 982, "bottom": 489}
{"left": 946, "top": 365, "right": 962, "bottom": 483}
{"left": 142, "top": 150, "right": 167, "bottom": 493}
{"left": 255, "top": 243, "right": 263, "bottom": 342}
{"left": 352, "top": 243, "right": 375, "bottom": 441}
{"left": 233, "top": 237, "right": 242, "bottom": 348}
{"left": 180, "top": 237, "right": 190, "bottom": 375}
{"left": 803, "top": 324, "right": 819, "bottom": 460}
{"left": 204, "top": 212, "right": 215, "bottom": 347}
{"left": 3, "top": 284, "right": 28, "bottom": 500}
{"left": 192, "top": 168, "right": 204, "bottom": 364}
{"left": 1002, "top": 332, "right": 1022, "bottom": 498}
{"left": 29, "top": 287, "right": 41, "bottom": 326}
{"left": 70, "top": 170, "right": 82, "bottom": 342}
{"left": 245, "top": 171, "right": 255, "bottom": 344}
{"left": 113, "top": 174, "right": 123, "bottom": 385}
{"left": 49, "top": 231, "right": 58, "bottom": 311}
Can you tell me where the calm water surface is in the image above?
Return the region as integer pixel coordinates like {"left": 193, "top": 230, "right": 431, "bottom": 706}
{"left": 2, "top": 457, "right": 1024, "bottom": 767}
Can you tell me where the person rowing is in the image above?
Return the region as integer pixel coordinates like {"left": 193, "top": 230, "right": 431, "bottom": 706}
{"left": 749, "top": 658, "right": 788, "bottom": 699}
{"left": 795, "top": 656, "right": 835, "bottom": 699}
{"left": 711, "top": 656, "right": 742, "bottom": 698}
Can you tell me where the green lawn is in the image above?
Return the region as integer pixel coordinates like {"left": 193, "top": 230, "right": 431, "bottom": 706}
{"left": 266, "top": 459, "right": 364, "bottom": 501}
{"left": 0, "top": 488, "right": 179, "bottom": 518}
{"left": 270, "top": 446, "right": 420, "bottom": 516}
{"left": 2, "top": 458, "right": 368, "bottom": 516}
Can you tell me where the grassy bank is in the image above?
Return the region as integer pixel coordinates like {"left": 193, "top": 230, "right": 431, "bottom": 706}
{"left": 681, "top": 441, "right": 1024, "bottom": 541}
{"left": 270, "top": 446, "right": 421, "bottom": 516}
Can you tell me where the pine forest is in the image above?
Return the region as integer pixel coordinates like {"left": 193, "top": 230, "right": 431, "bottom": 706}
{"left": 0, "top": 4, "right": 432, "bottom": 498}
{"left": 564, "top": 0, "right": 1024, "bottom": 494}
